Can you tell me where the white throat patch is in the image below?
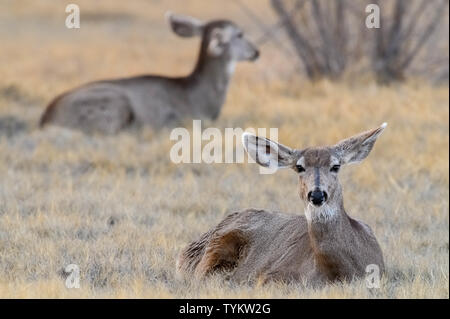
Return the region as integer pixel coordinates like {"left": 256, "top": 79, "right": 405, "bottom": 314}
{"left": 305, "top": 203, "right": 338, "bottom": 223}
{"left": 226, "top": 61, "right": 236, "bottom": 76}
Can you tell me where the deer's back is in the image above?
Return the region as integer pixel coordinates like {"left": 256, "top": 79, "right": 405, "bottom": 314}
{"left": 178, "top": 209, "right": 320, "bottom": 284}
{"left": 178, "top": 208, "right": 385, "bottom": 285}
{"left": 40, "top": 75, "right": 196, "bottom": 133}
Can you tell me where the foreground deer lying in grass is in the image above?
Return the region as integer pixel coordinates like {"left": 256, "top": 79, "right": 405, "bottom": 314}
{"left": 177, "top": 124, "right": 387, "bottom": 286}
{"left": 40, "top": 13, "right": 259, "bottom": 134}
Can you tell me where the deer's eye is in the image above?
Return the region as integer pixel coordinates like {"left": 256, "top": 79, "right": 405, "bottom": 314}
{"left": 330, "top": 165, "right": 340, "bottom": 173}
{"left": 296, "top": 164, "right": 305, "bottom": 173}
{"left": 236, "top": 32, "right": 243, "bottom": 38}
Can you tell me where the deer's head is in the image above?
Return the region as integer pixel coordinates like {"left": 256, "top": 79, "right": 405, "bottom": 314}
{"left": 242, "top": 123, "right": 387, "bottom": 211}
{"left": 167, "top": 12, "right": 259, "bottom": 62}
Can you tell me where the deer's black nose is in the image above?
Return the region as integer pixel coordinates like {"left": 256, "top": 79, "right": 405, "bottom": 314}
{"left": 308, "top": 189, "right": 328, "bottom": 206}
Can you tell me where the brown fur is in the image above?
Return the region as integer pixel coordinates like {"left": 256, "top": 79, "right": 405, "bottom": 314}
{"left": 39, "top": 93, "right": 65, "bottom": 127}
{"left": 177, "top": 125, "right": 387, "bottom": 287}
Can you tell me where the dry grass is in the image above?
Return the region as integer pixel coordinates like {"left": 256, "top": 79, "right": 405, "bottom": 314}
{"left": 0, "top": 0, "right": 448, "bottom": 298}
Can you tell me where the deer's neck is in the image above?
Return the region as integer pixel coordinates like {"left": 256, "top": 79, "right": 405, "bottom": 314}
{"left": 305, "top": 198, "right": 352, "bottom": 281}
{"left": 184, "top": 50, "right": 235, "bottom": 120}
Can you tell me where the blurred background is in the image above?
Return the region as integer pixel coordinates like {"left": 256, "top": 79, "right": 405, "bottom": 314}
{"left": 1, "top": 0, "right": 448, "bottom": 134}
{"left": 0, "top": 0, "right": 448, "bottom": 298}
{"left": 1, "top": 0, "right": 448, "bottom": 102}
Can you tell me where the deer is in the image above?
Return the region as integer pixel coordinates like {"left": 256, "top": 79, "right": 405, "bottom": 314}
{"left": 39, "top": 12, "right": 259, "bottom": 134}
{"left": 177, "top": 123, "right": 387, "bottom": 287}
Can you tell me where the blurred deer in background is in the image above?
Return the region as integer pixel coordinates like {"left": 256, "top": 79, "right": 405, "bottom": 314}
{"left": 177, "top": 123, "right": 387, "bottom": 286}
{"left": 40, "top": 12, "right": 259, "bottom": 134}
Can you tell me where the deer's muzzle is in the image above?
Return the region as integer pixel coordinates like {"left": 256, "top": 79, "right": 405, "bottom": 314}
{"left": 307, "top": 188, "right": 328, "bottom": 207}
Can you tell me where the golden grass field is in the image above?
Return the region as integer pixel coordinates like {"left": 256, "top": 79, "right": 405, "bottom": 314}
{"left": 0, "top": 0, "right": 448, "bottom": 298}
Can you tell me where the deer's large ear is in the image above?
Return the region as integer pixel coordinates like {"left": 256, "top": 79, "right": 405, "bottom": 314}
{"left": 242, "top": 133, "right": 296, "bottom": 169}
{"left": 333, "top": 123, "right": 387, "bottom": 165}
{"left": 166, "top": 12, "right": 204, "bottom": 37}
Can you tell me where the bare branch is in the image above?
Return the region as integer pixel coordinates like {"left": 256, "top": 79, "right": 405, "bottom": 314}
{"left": 271, "top": 0, "right": 322, "bottom": 79}
{"left": 400, "top": 0, "right": 448, "bottom": 70}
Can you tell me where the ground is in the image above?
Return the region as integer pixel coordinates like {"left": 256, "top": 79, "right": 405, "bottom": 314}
{"left": 0, "top": 0, "right": 448, "bottom": 298}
